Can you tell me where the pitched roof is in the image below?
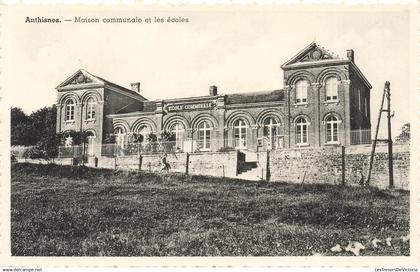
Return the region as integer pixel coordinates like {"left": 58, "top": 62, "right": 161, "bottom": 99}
{"left": 56, "top": 69, "right": 147, "bottom": 100}
{"left": 226, "top": 89, "right": 284, "bottom": 105}
{"left": 281, "top": 42, "right": 345, "bottom": 68}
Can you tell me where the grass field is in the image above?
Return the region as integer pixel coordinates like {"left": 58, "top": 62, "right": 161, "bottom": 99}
{"left": 11, "top": 163, "right": 409, "bottom": 256}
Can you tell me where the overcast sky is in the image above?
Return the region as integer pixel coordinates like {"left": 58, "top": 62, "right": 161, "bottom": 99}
{"left": 4, "top": 6, "right": 412, "bottom": 136}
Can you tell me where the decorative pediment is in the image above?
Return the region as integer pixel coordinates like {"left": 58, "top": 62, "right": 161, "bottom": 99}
{"left": 68, "top": 72, "right": 93, "bottom": 85}
{"left": 282, "top": 42, "right": 343, "bottom": 68}
{"left": 56, "top": 69, "right": 105, "bottom": 90}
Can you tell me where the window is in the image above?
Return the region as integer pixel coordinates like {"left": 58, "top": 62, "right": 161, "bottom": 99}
{"left": 325, "top": 115, "right": 340, "bottom": 143}
{"left": 198, "top": 121, "right": 211, "bottom": 151}
{"left": 170, "top": 122, "right": 184, "bottom": 150}
{"left": 114, "top": 127, "right": 126, "bottom": 148}
{"left": 65, "top": 99, "right": 75, "bottom": 121}
{"left": 263, "top": 117, "right": 278, "bottom": 149}
{"left": 137, "top": 125, "right": 151, "bottom": 144}
{"left": 325, "top": 77, "right": 338, "bottom": 101}
{"left": 86, "top": 97, "right": 96, "bottom": 120}
{"left": 295, "top": 117, "right": 309, "bottom": 145}
{"left": 295, "top": 80, "right": 308, "bottom": 104}
{"left": 85, "top": 131, "right": 95, "bottom": 156}
{"left": 64, "top": 135, "right": 73, "bottom": 147}
{"left": 234, "top": 119, "right": 247, "bottom": 149}
{"left": 364, "top": 97, "right": 368, "bottom": 117}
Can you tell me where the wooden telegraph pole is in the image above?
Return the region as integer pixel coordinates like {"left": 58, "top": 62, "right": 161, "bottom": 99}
{"left": 367, "top": 81, "right": 394, "bottom": 189}
{"left": 386, "top": 82, "right": 394, "bottom": 189}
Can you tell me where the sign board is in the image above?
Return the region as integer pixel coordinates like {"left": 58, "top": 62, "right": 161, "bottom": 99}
{"left": 166, "top": 101, "right": 216, "bottom": 112}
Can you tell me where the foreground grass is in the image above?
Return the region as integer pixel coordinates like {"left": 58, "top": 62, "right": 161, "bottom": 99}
{"left": 11, "top": 163, "right": 409, "bottom": 256}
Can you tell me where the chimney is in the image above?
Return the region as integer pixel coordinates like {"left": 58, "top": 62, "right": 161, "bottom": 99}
{"left": 209, "top": 85, "right": 218, "bottom": 96}
{"left": 131, "top": 82, "right": 141, "bottom": 93}
{"left": 347, "top": 49, "right": 354, "bottom": 62}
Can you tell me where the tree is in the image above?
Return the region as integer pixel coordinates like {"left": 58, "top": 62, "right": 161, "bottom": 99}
{"left": 11, "top": 107, "right": 35, "bottom": 146}
{"left": 29, "top": 106, "right": 57, "bottom": 143}
{"left": 11, "top": 105, "right": 60, "bottom": 158}
{"left": 395, "top": 123, "right": 410, "bottom": 144}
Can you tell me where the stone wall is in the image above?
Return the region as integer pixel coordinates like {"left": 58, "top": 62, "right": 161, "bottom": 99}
{"left": 268, "top": 147, "right": 342, "bottom": 185}
{"left": 267, "top": 144, "right": 410, "bottom": 189}
{"left": 188, "top": 152, "right": 237, "bottom": 178}
{"left": 94, "top": 152, "right": 237, "bottom": 177}
{"left": 16, "top": 157, "right": 74, "bottom": 165}
{"left": 18, "top": 144, "right": 408, "bottom": 190}
{"left": 345, "top": 144, "right": 410, "bottom": 189}
{"left": 97, "top": 156, "right": 116, "bottom": 169}
{"left": 141, "top": 153, "right": 187, "bottom": 173}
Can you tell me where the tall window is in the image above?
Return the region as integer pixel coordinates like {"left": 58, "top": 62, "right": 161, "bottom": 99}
{"left": 295, "top": 79, "right": 308, "bottom": 104}
{"left": 364, "top": 97, "right": 368, "bottom": 117}
{"left": 295, "top": 117, "right": 309, "bottom": 145}
{"left": 86, "top": 97, "right": 96, "bottom": 120}
{"left": 263, "top": 117, "right": 278, "bottom": 149}
{"left": 114, "top": 127, "right": 126, "bottom": 148}
{"left": 325, "top": 77, "right": 338, "bottom": 101}
{"left": 170, "top": 122, "right": 184, "bottom": 150}
{"left": 64, "top": 135, "right": 73, "bottom": 147}
{"left": 65, "top": 99, "right": 75, "bottom": 121}
{"left": 197, "top": 121, "right": 211, "bottom": 151}
{"left": 137, "top": 125, "right": 151, "bottom": 144}
{"left": 86, "top": 131, "right": 95, "bottom": 156}
{"left": 326, "top": 115, "right": 340, "bottom": 143}
{"left": 234, "top": 119, "right": 247, "bottom": 149}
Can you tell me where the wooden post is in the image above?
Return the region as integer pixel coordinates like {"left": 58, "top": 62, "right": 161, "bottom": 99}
{"left": 341, "top": 145, "right": 346, "bottom": 186}
{"left": 139, "top": 155, "right": 142, "bottom": 171}
{"left": 266, "top": 150, "right": 270, "bottom": 181}
{"left": 185, "top": 153, "right": 190, "bottom": 175}
{"left": 222, "top": 165, "right": 225, "bottom": 178}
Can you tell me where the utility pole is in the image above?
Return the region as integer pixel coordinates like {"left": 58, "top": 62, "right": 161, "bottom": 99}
{"left": 386, "top": 82, "right": 394, "bottom": 189}
{"left": 367, "top": 81, "right": 394, "bottom": 189}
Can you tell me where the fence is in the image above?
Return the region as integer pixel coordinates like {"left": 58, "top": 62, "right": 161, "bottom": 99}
{"left": 58, "top": 145, "right": 84, "bottom": 158}
{"left": 350, "top": 129, "right": 372, "bottom": 145}
{"left": 102, "top": 141, "right": 183, "bottom": 157}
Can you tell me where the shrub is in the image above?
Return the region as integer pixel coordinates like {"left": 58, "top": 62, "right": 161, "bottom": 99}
{"left": 23, "top": 146, "right": 48, "bottom": 159}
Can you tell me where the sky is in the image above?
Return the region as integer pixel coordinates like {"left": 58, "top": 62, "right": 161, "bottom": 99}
{"left": 3, "top": 6, "right": 412, "bottom": 137}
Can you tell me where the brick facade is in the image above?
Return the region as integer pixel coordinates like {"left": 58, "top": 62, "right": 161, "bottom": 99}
{"left": 56, "top": 42, "right": 372, "bottom": 157}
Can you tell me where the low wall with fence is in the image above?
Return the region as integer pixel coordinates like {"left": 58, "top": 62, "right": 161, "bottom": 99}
{"left": 12, "top": 142, "right": 410, "bottom": 190}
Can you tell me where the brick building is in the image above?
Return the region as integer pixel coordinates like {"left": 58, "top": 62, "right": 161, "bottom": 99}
{"left": 55, "top": 42, "right": 372, "bottom": 157}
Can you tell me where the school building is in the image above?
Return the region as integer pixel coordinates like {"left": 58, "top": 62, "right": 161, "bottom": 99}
{"left": 55, "top": 42, "right": 372, "bottom": 157}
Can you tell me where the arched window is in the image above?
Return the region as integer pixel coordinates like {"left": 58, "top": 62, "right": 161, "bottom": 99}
{"left": 325, "top": 115, "right": 340, "bottom": 143}
{"left": 295, "top": 117, "right": 309, "bottom": 145}
{"left": 170, "top": 122, "right": 185, "bottom": 150}
{"left": 64, "top": 134, "right": 73, "bottom": 147}
{"left": 114, "top": 127, "right": 126, "bottom": 148}
{"left": 137, "top": 125, "right": 152, "bottom": 144}
{"left": 198, "top": 121, "right": 212, "bottom": 151}
{"left": 85, "top": 131, "right": 95, "bottom": 156}
{"left": 295, "top": 80, "right": 308, "bottom": 104}
{"left": 86, "top": 97, "right": 96, "bottom": 120}
{"left": 263, "top": 117, "right": 278, "bottom": 149}
{"left": 65, "top": 99, "right": 75, "bottom": 121}
{"left": 234, "top": 119, "right": 247, "bottom": 149}
{"left": 325, "top": 77, "right": 338, "bottom": 101}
